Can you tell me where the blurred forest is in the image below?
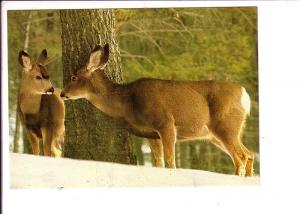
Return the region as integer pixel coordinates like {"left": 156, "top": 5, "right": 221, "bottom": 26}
{"left": 8, "top": 7, "right": 259, "bottom": 174}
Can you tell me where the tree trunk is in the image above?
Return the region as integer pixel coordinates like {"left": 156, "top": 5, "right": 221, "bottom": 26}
{"left": 12, "top": 115, "right": 20, "bottom": 153}
{"left": 60, "top": 9, "right": 136, "bottom": 164}
{"left": 23, "top": 131, "right": 33, "bottom": 154}
{"left": 14, "top": 12, "right": 32, "bottom": 153}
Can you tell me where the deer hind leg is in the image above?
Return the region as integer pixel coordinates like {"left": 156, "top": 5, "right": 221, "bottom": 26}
{"left": 26, "top": 130, "right": 40, "bottom": 155}
{"left": 42, "top": 128, "right": 63, "bottom": 157}
{"left": 148, "top": 139, "right": 165, "bottom": 167}
{"left": 51, "top": 126, "right": 64, "bottom": 157}
{"left": 210, "top": 121, "right": 249, "bottom": 176}
{"left": 227, "top": 142, "right": 248, "bottom": 176}
{"left": 51, "top": 136, "right": 63, "bottom": 158}
{"left": 210, "top": 135, "right": 245, "bottom": 176}
{"left": 210, "top": 137, "right": 229, "bottom": 156}
{"left": 241, "top": 144, "right": 254, "bottom": 176}
{"left": 41, "top": 128, "right": 52, "bottom": 156}
{"left": 157, "top": 123, "right": 176, "bottom": 168}
{"left": 211, "top": 136, "right": 253, "bottom": 176}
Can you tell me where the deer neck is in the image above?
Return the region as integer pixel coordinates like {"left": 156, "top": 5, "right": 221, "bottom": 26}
{"left": 18, "top": 88, "right": 42, "bottom": 115}
{"left": 87, "top": 72, "right": 127, "bottom": 118}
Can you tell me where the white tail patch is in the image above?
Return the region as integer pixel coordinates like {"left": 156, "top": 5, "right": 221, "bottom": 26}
{"left": 241, "top": 87, "right": 251, "bottom": 115}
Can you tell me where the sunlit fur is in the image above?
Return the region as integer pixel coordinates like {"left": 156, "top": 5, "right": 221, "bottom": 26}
{"left": 62, "top": 44, "right": 254, "bottom": 176}
{"left": 241, "top": 87, "right": 251, "bottom": 115}
{"left": 18, "top": 50, "right": 65, "bottom": 157}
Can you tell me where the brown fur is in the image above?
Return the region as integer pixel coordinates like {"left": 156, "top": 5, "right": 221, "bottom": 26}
{"left": 61, "top": 44, "right": 254, "bottom": 176}
{"left": 18, "top": 50, "right": 65, "bottom": 157}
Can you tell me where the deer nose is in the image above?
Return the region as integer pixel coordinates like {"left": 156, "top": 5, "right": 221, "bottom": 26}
{"left": 60, "top": 91, "right": 65, "bottom": 98}
{"left": 46, "top": 87, "right": 54, "bottom": 94}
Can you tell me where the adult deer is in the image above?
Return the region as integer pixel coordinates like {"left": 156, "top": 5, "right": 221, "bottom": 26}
{"left": 18, "top": 50, "right": 65, "bottom": 157}
{"left": 61, "top": 44, "right": 254, "bottom": 176}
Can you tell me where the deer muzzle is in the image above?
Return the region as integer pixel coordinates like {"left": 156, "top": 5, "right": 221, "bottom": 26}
{"left": 60, "top": 91, "right": 69, "bottom": 99}
{"left": 45, "top": 87, "right": 54, "bottom": 94}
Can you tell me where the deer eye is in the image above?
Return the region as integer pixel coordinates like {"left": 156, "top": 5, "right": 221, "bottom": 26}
{"left": 36, "top": 76, "right": 42, "bottom": 80}
{"left": 71, "top": 76, "right": 78, "bottom": 82}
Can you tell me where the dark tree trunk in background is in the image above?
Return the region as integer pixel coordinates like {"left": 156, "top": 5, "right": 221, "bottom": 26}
{"left": 60, "top": 9, "right": 136, "bottom": 164}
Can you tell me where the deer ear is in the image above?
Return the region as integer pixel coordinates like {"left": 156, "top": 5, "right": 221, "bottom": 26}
{"left": 19, "top": 50, "right": 32, "bottom": 71}
{"left": 36, "top": 49, "right": 47, "bottom": 65}
{"left": 100, "top": 43, "right": 109, "bottom": 69}
{"left": 86, "top": 44, "right": 109, "bottom": 72}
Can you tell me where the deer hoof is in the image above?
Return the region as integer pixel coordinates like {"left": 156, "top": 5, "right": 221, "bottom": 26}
{"left": 238, "top": 166, "right": 246, "bottom": 177}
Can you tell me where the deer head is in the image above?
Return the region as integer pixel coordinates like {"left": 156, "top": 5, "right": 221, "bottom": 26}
{"left": 19, "top": 49, "right": 54, "bottom": 95}
{"left": 60, "top": 44, "right": 109, "bottom": 99}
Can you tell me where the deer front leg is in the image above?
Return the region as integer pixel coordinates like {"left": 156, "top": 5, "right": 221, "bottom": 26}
{"left": 158, "top": 124, "right": 176, "bottom": 168}
{"left": 148, "top": 139, "right": 165, "bottom": 167}
{"left": 26, "top": 130, "right": 40, "bottom": 155}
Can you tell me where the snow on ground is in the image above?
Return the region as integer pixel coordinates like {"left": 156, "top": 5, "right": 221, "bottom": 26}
{"left": 10, "top": 153, "right": 259, "bottom": 188}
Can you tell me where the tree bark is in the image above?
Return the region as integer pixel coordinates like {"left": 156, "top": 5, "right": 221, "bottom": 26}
{"left": 14, "top": 12, "right": 32, "bottom": 153}
{"left": 60, "top": 9, "right": 136, "bottom": 164}
{"left": 13, "top": 115, "right": 20, "bottom": 153}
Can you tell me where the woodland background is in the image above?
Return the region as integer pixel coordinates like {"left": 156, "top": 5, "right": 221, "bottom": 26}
{"left": 8, "top": 8, "right": 259, "bottom": 174}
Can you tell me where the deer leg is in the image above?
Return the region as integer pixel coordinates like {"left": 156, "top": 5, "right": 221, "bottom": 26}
{"left": 26, "top": 130, "right": 40, "bottom": 155}
{"left": 227, "top": 143, "right": 248, "bottom": 176}
{"left": 51, "top": 135, "right": 64, "bottom": 158}
{"left": 211, "top": 125, "right": 248, "bottom": 176}
{"left": 212, "top": 137, "right": 247, "bottom": 176}
{"left": 211, "top": 136, "right": 250, "bottom": 176}
{"left": 210, "top": 137, "right": 229, "bottom": 156}
{"left": 222, "top": 138, "right": 248, "bottom": 176}
{"left": 41, "top": 128, "right": 52, "bottom": 156}
{"left": 148, "top": 139, "right": 164, "bottom": 167}
{"left": 241, "top": 144, "right": 254, "bottom": 176}
{"left": 158, "top": 124, "right": 176, "bottom": 168}
{"left": 50, "top": 125, "right": 64, "bottom": 157}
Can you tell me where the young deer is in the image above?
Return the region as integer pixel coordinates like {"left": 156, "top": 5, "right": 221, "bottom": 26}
{"left": 61, "top": 44, "right": 254, "bottom": 176}
{"left": 18, "top": 50, "right": 65, "bottom": 157}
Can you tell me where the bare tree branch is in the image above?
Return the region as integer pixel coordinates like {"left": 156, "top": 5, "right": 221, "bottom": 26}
{"left": 120, "top": 49, "right": 154, "bottom": 67}
{"left": 235, "top": 8, "right": 257, "bottom": 31}
{"left": 23, "top": 15, "right": 57, "bottom": 25}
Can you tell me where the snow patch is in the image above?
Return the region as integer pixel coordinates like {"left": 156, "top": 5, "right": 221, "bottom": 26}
{"left": 10, "top": 153, "right": 259, "bottom": 188}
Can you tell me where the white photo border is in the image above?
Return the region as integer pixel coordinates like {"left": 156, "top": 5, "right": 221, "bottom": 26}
{"left": 2, "top": 1, "right": 300, "bottom": 214}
